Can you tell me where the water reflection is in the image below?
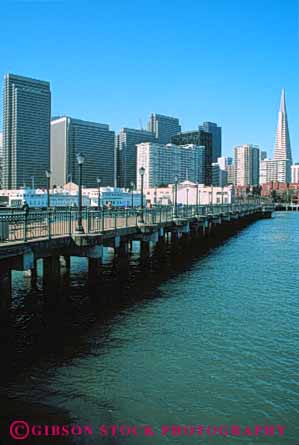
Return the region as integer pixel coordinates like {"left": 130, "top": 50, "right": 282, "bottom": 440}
{"left": 0, "top": 213, "right": 298, "bottom": 445}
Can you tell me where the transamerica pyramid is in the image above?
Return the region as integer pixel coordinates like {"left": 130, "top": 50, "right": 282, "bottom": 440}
{"left": 274, "top": 89, "right": 292, "bottom": 163}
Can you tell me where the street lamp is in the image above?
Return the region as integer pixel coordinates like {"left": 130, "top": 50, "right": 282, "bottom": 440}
{"left": 139, "top": 166, "right": 145, "bottom": 223}
{"left": 196, "top": 183, "right": 199, "bottom": 214}
{"left": 76, "top": 152, "right": 85, "bottom": 233}
{"left": 174, "top": 175, "right": 178, "bottom": 218}
{"left": 96, "top": 177, "right": 101, "bottom": 208}
{"left": 186, "top": 188, "right": 189, "bottom": 207}
{"left": 45, "top": 170, "right": 51, "bottom": 208}
{"left": 130, "top": 181, "right": 135, "bottom": 208}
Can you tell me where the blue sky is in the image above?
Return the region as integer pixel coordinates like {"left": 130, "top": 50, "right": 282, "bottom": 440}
{"left": 0, "top": 0, "right": 298, "bottom": 159}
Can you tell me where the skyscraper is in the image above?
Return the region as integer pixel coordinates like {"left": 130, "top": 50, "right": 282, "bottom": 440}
{"left": 291, "top": 164, "right": 299, "bottom": 183}
{"left": 171, "top": 130, "right": 212, "bottom": 185}
{"left": 0, "top": 132, "right": 3, "bottom": 189}
{"left": 260, "top": 159, "right": 288, "bottom": 184}
{"left": 3, "top": 73, "right": 51, "bottom": 189}
{"left": 199, "top": 121, "right": 222, "bottom": 162}
{"left": 116, "top": 128, "right": 156, "bottom": 188}
{"left": 234, "top": 144, "right": 260, "bottom": 187}
{"left": 147, "top": 113, "right": 181, "bottom": 144}
{"left": 273, "top": 89, "right": 292, "bottom": 182}
{"left": 51, "top": 116, "right": 115, "bottom": 187}
{"left": 216, "top": 156, "right": 232, "bottom": 186}
{"left": 136, "top": 142, "right": 205, "bottom": 189}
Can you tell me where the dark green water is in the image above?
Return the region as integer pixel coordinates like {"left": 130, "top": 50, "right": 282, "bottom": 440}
{"left": 1, "top": 212, "right": 298, "bottom": 445}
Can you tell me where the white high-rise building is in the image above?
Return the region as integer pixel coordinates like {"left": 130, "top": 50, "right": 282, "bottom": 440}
{"left": 234, "top": 144, "right": 260, "bottom": 187}
{"left": 273, "top": 89, "right": 292, "bottom": 182}
{"left": 260, "top": 159, "right": 291, "bottom": 184}
{"left": 136, "top": 142, "right": 205, "bottom": 189}
{"left": 291, "top": 164, "right": 299, "bottom": 183}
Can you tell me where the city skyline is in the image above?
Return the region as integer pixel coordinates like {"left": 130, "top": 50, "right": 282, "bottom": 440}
{"left": 0, "top": 73, "right": 296, "bottom": 162}
{"left": 0, "top": 0, "right": 298, "bottom": 160}
{"left": 0, "top": 73, "right": 297, "bottom": 191}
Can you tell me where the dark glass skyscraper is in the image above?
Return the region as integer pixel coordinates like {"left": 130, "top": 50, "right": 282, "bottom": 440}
{"left": 147, "top": 113, "right": 181, "bottom": 144}
{"left": 199, "top": 121, "right": 222, "bottom": 163}
{"left": 171, "top": 130, "right": 212, "bottom": 185}
{"left": 116, "top": 127, "right": 157, "bottom": 188}
{"left": 3, "top": 73, "right": 51, "bottom": 189}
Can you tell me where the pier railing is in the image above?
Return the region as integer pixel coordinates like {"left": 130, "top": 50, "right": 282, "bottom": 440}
{"left": 0, "top": 203, "right": 263, "bottom": 244}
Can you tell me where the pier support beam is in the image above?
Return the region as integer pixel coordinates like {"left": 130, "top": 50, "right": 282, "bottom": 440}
{"left": 116, "top": 240, "right": 129, "bottom": 257}
{"left": 140, "top": 240, "right": 150, "bottom": 260}
{"left": 88, "top": 257, "right": 101, "bottom": 278}
{"left": 60, "top": 256, "right": 71, "bottom": 269}
{"left": 24, "top": 259, "right": 38, "bottom": 289}
{"left": 43, "top": 256, "right": 60, "bottom": 290}
{"left": 87, "top": 245, "right": 103, "bottom": 285}
{"left": 128, "top": 240, "right": 133, "bottom": 253}
{"left": 171, "top": 231, "right": 178, "bottom": 243}
{"left": 0, "top": 269, "right": 11, "bottom": 313}
{"left": 158, "top": 227, "right": 165, "bottom": 241}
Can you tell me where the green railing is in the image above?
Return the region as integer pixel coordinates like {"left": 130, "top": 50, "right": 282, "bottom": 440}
{"left": 0, "top": 203, "right": 263, "bottom": 244}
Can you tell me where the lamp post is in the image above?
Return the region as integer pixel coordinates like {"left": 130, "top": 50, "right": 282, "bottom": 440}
{"left": 45, "top": 170, "right": 51, "bottom": 208}
{"left": 196, "top": 183, "right": 199, "bottom": 214}
{"left": 96, "top": 177, "right": 101, "bottom": 208}
{"left": 76, "top": 152, "right": 85, "bottom": 233}
{"left": 186, "top": 188, "right": 189, "bottom": 206}
{"left": 130, "top": 181, "right": 135, "bottom": 208}
{"left": 174, "top": 175, "right": 178, "bottom": 218}
{"left": 139, "top": 167, "right": 145, "bottom": 223}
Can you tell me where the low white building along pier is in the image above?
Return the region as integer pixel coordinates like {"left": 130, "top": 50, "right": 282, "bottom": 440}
{"left": 144, "top": 181, "right": 234, "bottom": 206}
{"left": 0, "top": 183, "right": 142, "bottom": 209}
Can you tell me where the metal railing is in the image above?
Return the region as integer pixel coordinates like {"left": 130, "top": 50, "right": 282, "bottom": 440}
{"left": 0, "top": 203, "right": 263, "bottom": 244}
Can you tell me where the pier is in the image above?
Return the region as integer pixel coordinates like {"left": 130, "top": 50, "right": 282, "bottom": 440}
{"left": 0, "top": 203, "right": 273, "bottom": 312}
{"left": 274, "top": 203, "right": 299, "bottom": 211}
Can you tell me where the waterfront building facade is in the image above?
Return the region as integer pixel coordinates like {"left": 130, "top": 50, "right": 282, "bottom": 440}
{"left": 199, "top": 121, "right": 222, "bottom": 162}
{"left": 234, "top": 144, "right": 260, "bottom": 186}
{"left": 0, "top": 185, "right": 142, "bottom": 208}
{"left": 147, "top": 113, "right": 181, "bottom": 144}
{"left": 116, "top": 127, "right": 156, "bottom": 188}
{"left": 0, "top": 187, "right": 90, "bottom": 208}
{"left": 171, "top": 130, "right": 212, "bottom": 185}
{"left": 144, "top": 182, "right": 234, "bottom": 206}
{"left": 136, "top": 142, "right": 205, "bottom": 189}
{"left": 2, "top": 73, "right": 51, "bottom": 189}
{"left": 51, "top": 116, "right": 115, "bottom": 188}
